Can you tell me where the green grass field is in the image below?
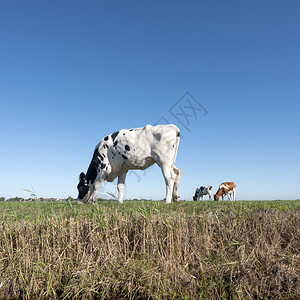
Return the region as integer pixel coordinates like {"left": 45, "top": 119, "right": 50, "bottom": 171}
{"left": 1, "top": 199, "right": 299, "bottom": 220}
{"left": 0, "top": 200, "right": 299, "bottom": 299}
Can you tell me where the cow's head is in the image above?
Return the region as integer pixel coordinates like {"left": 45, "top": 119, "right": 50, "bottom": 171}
{"left": 77, "top": 172, "right": 91, "bottom": 202}
{"left": 214, "top": 194, "right": 220, "bottom": 201}
{"left": 193, "top": 188, "right": 199, "bottom": 201}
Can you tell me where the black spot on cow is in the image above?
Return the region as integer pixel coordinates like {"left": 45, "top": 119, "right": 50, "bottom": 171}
{"left": 103, "top": 144, "right": 108, "bottom": 149}
{"left": 155, "top": 134, "right": 161, "bottom": 141}
{"left": 100, "top": 163, "right": 106, "bottom": 169}
{"left": 125, "top": 145, "right": 130, "bottom": 151}
{"left": 102, "top": 153, "right": 106, "bottom": 158}
{"left": 98, "top": 153, "right": 104, "bottom": 161}
{"left": 85, "top": 149, "right": 101, "bottom": 185}
{"left": 200, "top": 186, "right": 204, "bottom": 192}
{"left": 104, "top": 136, "right": 109, "bottom": 141}
{"left": 122, "top": 154, "right": 128, "bottom": 160}
{"left": 123, "top": 133, "right": 126, "bottom": 135}
{"left": 111, "top": 131, "right": 119, "bottom": 141}
{"left": 129, "top": 129, "right": 133, "bottom": 131}
{"left": 113, "top": 141, "right": 118, "bottom": 148}
{"left": 177, "top": 131, "right": 180, "bottom": 137}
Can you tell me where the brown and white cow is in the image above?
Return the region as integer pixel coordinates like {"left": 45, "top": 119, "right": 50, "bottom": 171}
{"left": 214, "top": 182, "right": 236, "bottom": 201}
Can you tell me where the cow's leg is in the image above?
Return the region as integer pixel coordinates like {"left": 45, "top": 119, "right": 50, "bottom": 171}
{"left": 233, "top": 188, "right": 236, "bottom": 201}
{"left": 209, "top": 193, "right": 212, "bottom": 201}
{"left": 201, "top": 195, "right": 203, "bottom": 201}
{"left": 161, "top": 165, "right": 175, "bottom": 204}
{"left": 117, "top": 172, "right": 127, "bottom": 204}
{"left": 92, "top": 180, "right": 103, "bottom": 204}
{"left": 172, "top": 166, "right": 181, "bottom": 202}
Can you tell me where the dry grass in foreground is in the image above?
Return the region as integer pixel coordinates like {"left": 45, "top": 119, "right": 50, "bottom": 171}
{"left": 0, "top": 201, "right": 299, "bottom": 299}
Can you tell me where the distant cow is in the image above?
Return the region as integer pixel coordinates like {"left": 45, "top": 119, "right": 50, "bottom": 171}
{"left": 214, "top": 182, "right": 236, "bottom": 201}
{"left": 77, "top": 124, "right": 181, "bottom": 204}
{"left": 193, "top": 186, "right": 213, "bottom": 201}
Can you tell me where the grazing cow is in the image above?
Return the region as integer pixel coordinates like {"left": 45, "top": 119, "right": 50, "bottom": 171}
{"left": 214, "top": 182, "right": 236, "bottom": 201}
{"left": 77, "top": 124, "right": 181, "bottom": 204}
{"left": 193, "top": 186, "right": 213, "bottom": 201}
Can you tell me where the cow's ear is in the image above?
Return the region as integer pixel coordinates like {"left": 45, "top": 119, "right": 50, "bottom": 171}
{"left": 79, "top": 172, "right": 86, "bottom": 181}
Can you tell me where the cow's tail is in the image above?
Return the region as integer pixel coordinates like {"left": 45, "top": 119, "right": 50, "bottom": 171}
{"left": 172, "top": 125, "right": 181, "bottom": 167}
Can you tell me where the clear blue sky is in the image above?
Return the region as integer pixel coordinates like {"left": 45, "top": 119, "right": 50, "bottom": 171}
{"left": 0, "top": 1, "right": 299, "bottom": 200}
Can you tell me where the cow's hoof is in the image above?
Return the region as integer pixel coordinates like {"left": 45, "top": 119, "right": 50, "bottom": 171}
{"left": 76, "top": 200, "right": 84, "bottom": 205}
{"left": 173, "top": 196, "right": 180, "bottom": 203}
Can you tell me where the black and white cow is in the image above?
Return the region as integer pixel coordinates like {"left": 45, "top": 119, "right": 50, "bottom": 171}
{"left": 193, "top": 186, "right": 213, "bottom": 201}
{"left": 77, "top": 124, "right": 181, "bottom": 204}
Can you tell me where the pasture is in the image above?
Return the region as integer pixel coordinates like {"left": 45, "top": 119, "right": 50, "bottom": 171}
{"left": 0, "top": 200, "right": 299, "bottom": 299}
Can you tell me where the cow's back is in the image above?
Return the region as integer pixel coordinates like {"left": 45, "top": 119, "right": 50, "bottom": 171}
{"left": 222, "top": 182, "right": 236, "bottom": 189}
{"left": 99, "top": 124, "right": 180, "bottom": 180}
